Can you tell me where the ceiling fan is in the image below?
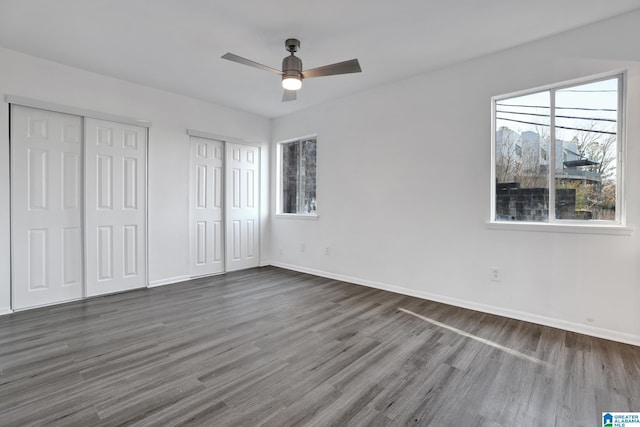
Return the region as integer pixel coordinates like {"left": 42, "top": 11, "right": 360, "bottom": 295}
{"left": 221, "top": 38, "right": 362, "bottom": 102}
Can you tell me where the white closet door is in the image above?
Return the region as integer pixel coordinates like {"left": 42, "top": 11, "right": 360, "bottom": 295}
{"left": 11, "top": 105, "right": 84, "bottom": 309}
{"left": 189, "top": 136, "right": 225, "bottom": 277}
{"left": 225, "top": 142, "right": 260, "bottom": 271}
{"left": 85, "top": 118, "right": 146, "bottom": 296}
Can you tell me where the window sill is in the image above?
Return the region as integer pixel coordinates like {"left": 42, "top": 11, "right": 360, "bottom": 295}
{"left": 486, "top": 221, "right": 633, "bottom": 236}
{"left": 275, "top": 213, "right": 319, "bottom": 220}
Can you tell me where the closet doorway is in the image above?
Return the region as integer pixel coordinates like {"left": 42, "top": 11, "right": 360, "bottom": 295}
{"left": 10, "top": 104, "right": 148, "bottom": 309}
{"left": 188, "top": 135, "right": 260, "bottom": 277}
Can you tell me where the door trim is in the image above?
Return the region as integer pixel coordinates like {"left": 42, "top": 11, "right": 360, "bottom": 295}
{"left": 186, "top": 129, "right": 258, "bottom": 147}
{"left": 6, "top": 95, "right": 152, "bottom": 128}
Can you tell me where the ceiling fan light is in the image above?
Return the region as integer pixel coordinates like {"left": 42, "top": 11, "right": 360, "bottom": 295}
{"left": 282, "top": 77, "right": 302, "bottom": 91}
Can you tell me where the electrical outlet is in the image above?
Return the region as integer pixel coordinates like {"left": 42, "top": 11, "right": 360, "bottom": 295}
{"left": 299, "top": 243, "right": 305, "bottom": 252}
{"left": 490, "top": 267, "right": 501, "bottom": 282}
{"left": 324, "top": 247, "right": 330, "bottom": 256}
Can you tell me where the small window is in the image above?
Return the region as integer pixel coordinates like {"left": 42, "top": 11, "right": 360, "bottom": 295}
{"left": 493, "top": 73, "right": 623, "bottom": 224}
{"left": 278, "top": 137, "right": 317, "bottom": 215}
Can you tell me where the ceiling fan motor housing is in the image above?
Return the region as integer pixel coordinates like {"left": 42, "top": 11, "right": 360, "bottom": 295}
{"left": 282, "top": 54, "right": 303, "bottom": 81}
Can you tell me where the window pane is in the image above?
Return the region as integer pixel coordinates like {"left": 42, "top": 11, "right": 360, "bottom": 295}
{"left": 554, "top": 78, "right": 618, "bottom": 220}
{"left": 280, "top": 139, "right": 317, "bottom": 214}
{"left": 281, "top": 141, "right": 300, "bottom": 213}
{"left": 495, "top": 91, "right": 550, "bottom": 221}
{"left": 300, "top": 139, "right": 317, "bottom": 214}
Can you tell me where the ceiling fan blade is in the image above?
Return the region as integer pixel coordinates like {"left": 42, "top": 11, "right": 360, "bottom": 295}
{"left": 302, "top": 59, "right": 361, "bottom": 79}
{"left": 221, "top": 53, "right": 282, "bottom": 75}
{"left": 282, "top": 89, "right": 297, "bottom": 102}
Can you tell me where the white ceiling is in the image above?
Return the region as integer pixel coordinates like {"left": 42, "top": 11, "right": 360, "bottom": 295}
{"left": 1, "top": 0, "right": 639, "bottom": 118}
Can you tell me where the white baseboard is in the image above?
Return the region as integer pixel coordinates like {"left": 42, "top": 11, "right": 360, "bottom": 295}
{"left": 148, "top": 275, "right": 191, "bottom": 288}
{"left": 0, "top": 307, "right": 13, "bottom": 316}
{"left": 269, "top": 261, "right": 640, "bottom": 347}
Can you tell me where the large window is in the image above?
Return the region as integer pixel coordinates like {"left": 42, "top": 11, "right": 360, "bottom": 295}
{"left": 493, "top": 73, "right": 624, "bottom": 224}
{"left": 278, "top": 137, "right": 317, "bottom": 215}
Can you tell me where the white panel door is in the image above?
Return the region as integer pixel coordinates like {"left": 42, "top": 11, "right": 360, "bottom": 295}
{"left": 85, "top": 118, "right": 146, "bottom": 296}
{"left": 11, "top": 105, "right": 84, "bottom": 309}
{"left": 225, "top": 142, "right": 260, "bottom": 271}
{"left": 189, "top": 136, "right": 225, "bottom": 276}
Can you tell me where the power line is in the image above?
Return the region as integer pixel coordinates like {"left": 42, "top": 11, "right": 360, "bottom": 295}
{"left": 496, "top": 103, "right": 616, "bottom": 112}
{"left": 559, "top": 89, "right": 616, "bottom": 92}
{"left": 495, "top": 117, "right": 617, "bottom": 135}
{"left": 495, "top": 109, "right": 617, "bottom": 123}
{"left": 496, "top": 103, "right": 550, "bottom": 109}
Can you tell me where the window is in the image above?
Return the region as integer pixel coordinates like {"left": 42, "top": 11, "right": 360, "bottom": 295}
{"left": 493, "top": 73, "right": 623, "bottom": 224}
{"left": 278, "top": 137, "right": 317, "bottom": 215}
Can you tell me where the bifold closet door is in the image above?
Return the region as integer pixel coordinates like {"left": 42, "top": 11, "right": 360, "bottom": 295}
{"left": 85, "top": 118, "right": 146, "bottom": 296}
{"left": 225, "top": 142, "right": 260, "bottom": 271}
{"left": 11, "top": 105, "right": 84, "bottom": 309}
{"left": 189, "top": 136, "right": 225, "bottom": 276}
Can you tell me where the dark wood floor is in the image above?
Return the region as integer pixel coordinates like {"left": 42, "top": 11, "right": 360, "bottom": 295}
{"left": 0, "top": 267, "right": 638, "bottom": 426}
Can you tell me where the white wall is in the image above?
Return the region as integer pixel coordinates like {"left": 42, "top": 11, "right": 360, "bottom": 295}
{"left": 0, "top": 47, "right": 271, "bottom": 314}
{"left": 270, "top": 10, "right": 640, "bottom": 345}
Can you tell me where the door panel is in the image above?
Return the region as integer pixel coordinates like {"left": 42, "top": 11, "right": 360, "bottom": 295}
{"left": 189, "top": 137, "right": 225, "bottom": 276}
{"left": 225, "top": 143, "right": 260, "bottom": 271}
{"left": 11, "top": 105, "right": 84, "bottom": 309}
{"left": 85, "top": 118, "right": 146, "bottom": 296}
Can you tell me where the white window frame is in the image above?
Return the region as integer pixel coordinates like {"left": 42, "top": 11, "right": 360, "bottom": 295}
{"left": 275, "top": 135, "right": 318, "bottom": 219}
{"left": 489, "top": 70, "right": 632, "bottom": 235}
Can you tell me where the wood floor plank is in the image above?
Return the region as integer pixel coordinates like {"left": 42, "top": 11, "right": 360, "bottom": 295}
{"left": 0, "top": 266, "right": 638, "bottom": 426}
